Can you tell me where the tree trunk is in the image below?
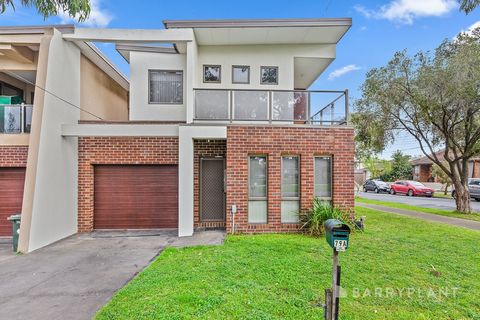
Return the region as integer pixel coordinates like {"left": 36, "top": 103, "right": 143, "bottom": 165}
{"left": 453, "top": 181, "right": 471, "bottom": 213}
{"left": 443, "top": 184, "right": 448, "bottom": 195}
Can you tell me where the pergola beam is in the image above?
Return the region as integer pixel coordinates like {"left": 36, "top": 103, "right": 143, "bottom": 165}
{"left": 63, "top": 28, "right": 194, "bottom": 43}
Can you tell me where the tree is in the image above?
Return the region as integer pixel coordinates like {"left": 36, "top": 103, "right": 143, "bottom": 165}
{"left": 382, "top": 150, "right": 412, "bottom": 181}
{"left": 432, "top": 162, "right": 453, "bottom": 195}
{"left": 0, "top": 0, "right": 90, "bottom": 21}
{"left": 352, "top": 28, "right": 480, "bottom": 213}
{"left": 459, "top": 0, "right": 480, "bottom": 13}
{"left": 363, "top": 156, "right": 391, "bottom": 180}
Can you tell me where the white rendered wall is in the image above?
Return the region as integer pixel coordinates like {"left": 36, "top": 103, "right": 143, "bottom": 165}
{"left": 129, "top": 51, "right": 187, "bottom": 121}
{"left": 178, "top": 125, "right": 227, "bottom": 236}
{"left": 195, "top": 44, "right": 335, "bottom": 90}
{"left": 27, "top": 31, "right": 81, "bottom": 251}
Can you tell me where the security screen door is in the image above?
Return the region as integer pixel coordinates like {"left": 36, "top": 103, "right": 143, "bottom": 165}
{"left": 200, "top": 158, "right": 226, "bottom": 221}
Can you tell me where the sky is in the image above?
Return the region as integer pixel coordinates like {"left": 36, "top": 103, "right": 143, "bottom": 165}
{"left": 1, "top": 0, "right": 479, "bottom": 159}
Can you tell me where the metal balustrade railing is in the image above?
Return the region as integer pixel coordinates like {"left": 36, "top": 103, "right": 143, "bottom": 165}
{"left": 193, "top": 88, "right": 348, "bottom": 125}
{"left": 0, "top": 104, "right": 33, "bottom": 134}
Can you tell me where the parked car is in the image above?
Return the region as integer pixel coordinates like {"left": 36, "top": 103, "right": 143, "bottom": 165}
{"left": 389, "top": 180, "right": 434, "bottom": 197}
{"left": 451, "top": 178, "right": 480, "bottom": 201}
{"left": 363, "top": 179, "right": 391, "bottom": 193}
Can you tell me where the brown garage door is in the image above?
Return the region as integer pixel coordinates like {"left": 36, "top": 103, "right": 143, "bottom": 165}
{"left": 94, "top": 165, "right": 178, "bottom": 229}
{"left": 0, "top": 168, "right": 26, "bottom": 236}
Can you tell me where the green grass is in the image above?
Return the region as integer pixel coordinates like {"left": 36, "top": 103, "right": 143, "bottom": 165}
{"left": 96, "top": 208, "right": 480, "bottom": 320}
{"left": 434, "top": 192, "right": 453, "bottom": 199}
{"left": 356, "top": 197, "right": 480, "bottom": 222}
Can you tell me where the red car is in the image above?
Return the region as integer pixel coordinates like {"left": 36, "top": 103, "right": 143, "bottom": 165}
{"left": 389, "top": 180, "right": 434, "bottom": 197}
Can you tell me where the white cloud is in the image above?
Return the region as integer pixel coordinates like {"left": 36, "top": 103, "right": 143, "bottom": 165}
{"left": 328, "top": 65, "right": 361, "bottom": 80}
{"left": 59, "top": 0, "right": 112, "bottom": 27}
{"left": 463, "top": 20, "right": 480, "bottom": 35}
{"left": 355, "top": 0, "right": 457, "bottom": 24}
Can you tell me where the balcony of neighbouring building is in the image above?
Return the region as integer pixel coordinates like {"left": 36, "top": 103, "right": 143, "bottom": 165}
{"left": 0, "top": 104, "right": 33, "bottom": 134}
{"left": 193, "top": 89, "right": 349, "bottom": 125}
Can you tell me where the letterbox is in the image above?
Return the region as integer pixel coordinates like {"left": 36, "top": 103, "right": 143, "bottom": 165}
{"left": 324, "top": 219, "right": 351, "bottom": 252}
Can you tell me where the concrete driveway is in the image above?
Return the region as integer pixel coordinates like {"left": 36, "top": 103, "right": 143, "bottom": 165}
{"left": 357, "top": 191, "right": 480, "bottom": 212}
{"left": 0, "top": 230, "right": 225, "bottom": 320}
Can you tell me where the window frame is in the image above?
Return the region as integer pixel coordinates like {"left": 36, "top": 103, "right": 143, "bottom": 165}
{"left": 232, "top": 65, "right": 250, "bottom": 84}
{"left": 281, "top": 155, "right": 300, "bottom": 224}
{"left": 260, "top": 66, "right": 279, "bottom": 85}
{"left": 203, "top": 64, "right": 222, "bottom": 83}
{"left": 148, "top": 69, "right": 184, "bottom": 105}
{"left": 248, "top": 155, "right": 268, "bottom": 224}
{"left": 314, "top": 155, "right": 333, "bottom": 201}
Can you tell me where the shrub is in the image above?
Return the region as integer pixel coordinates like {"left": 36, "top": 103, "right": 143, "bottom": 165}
{"left": 299, "top": 199, "right": 354, "bottom": 237}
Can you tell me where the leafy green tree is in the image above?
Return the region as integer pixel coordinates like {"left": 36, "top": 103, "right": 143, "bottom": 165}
{"left": 459, "top": 0, "right": 480, "bottom": 13}
{"left": 352, "top": 28, "right": 480, "bottom": 213}
{"left": 381, "top": 150, "right": 412, "bottom": 181}
{"left": 363, "top": 156, "right": 391, "bottom": 180}
{"left": 432, "top": 162, "right": 453, "bottom": 195}
{"left": 0, "top": 0, "right": 90, "bottom": 21}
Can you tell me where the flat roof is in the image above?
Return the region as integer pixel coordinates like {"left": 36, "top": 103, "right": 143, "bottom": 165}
{"left": 0, "top": 24, "right": 75, "bottom": 34}
{"left": 163, "top": 18, "right": 352, "bottom": 29}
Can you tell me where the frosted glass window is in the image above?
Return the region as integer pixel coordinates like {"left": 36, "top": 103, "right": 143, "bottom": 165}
{"left": 249, "top": 156, "right": 267, "bottom": 223}
{"left": 281, "top": 201, "right": 299, "bottom": 223}
{"left": 232, "top": 66, "right": 250, "bottom": 84}
{"left": 315, "top": 157, "right": 332, "bottom": 198}
{"left": 282, "top": 156, "right": 299, "bottom": 223}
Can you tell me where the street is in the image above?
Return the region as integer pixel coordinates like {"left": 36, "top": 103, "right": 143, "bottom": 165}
{"left": 357, "top": 191, "right": 480, "bottom": 213}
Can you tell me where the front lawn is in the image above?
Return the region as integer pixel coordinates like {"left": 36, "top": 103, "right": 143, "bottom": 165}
{"left": 97, "top": 208, "right": 480, "bottom": 320}
{"left": 356, "top": 197, "right": 480, "bottom": 222}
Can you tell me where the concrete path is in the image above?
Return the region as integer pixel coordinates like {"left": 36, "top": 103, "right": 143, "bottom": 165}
{"left": 0, "top": 230, "right": 225, "bottom": 320}
{"left": 357, "top": 191, "right": 480, "bottom": 212}
{"left": 357, "top": 202, "right": 480, "bottom": 231}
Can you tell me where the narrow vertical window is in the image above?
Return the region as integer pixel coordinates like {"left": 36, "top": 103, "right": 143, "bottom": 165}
{"left": 149, "top": 70, "right": 183, "bottom": 104}
{"left": 314, "top": 156, "right": 332, "bottom": 200}
{"left": 281, "top": 156, "right": 300, "bottom": 223}
{"left": 248, "top": 156, "right": 267, "bottom": 223}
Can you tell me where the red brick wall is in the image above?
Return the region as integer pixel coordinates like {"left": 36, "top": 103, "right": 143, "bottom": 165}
{"left": 472, "top": 161, "right": 480, "bottom": 178}
{"left": 0, "top": 146, "right": 28, "bottom": 167}
{"left": 226, "top": 126, "right": 354, "bottom": 234}
{"left": 419, "top": 164, "right": 432, "bottom": 182}
{"left": 78, "top": 137, "right": 178, "bottom": 232}
{"left": 193, "top": 139, "right": 227, "bottom": 229}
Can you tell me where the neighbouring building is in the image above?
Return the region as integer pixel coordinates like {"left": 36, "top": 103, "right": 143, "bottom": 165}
{"left": 411, "top": 150, "right": 480, "bottom": 182}
{"left": 0, "top": 19, "right": 355, "bottom": 253}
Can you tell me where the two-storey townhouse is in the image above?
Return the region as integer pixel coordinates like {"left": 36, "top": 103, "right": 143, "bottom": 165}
{"left": 2, "top": 19, "right": 354, "bottom": 253}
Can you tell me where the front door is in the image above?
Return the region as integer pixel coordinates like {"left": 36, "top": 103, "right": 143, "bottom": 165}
{"left": 200, "top": 158, "right": 225, "bottom": 222}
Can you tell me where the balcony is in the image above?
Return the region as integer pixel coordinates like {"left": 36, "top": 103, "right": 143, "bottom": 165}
{"left": 0, "top": 104, "right": 33, "bottom": 134}
{"left": 193, "top": 89, "right": 348, "bottom": 125}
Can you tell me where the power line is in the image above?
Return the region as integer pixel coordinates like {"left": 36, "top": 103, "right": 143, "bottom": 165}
{"left": 7, "top": 72, "right": 105, "bottom": 121}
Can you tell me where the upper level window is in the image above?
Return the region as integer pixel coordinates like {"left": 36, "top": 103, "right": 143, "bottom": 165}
{"left": 149, "top": 70, "right": 183, "bottom": 104}
{"left": 260, "top": 66, "right": 278, "bottom": 85}
{"left": 232, "top": 65, "right": 250, "bottom": 84}
{"left": 203, "top": 65, "right": 221, "bottom": 83}
{"left": 314, "top": 156, "right": 332, "bottom": 199}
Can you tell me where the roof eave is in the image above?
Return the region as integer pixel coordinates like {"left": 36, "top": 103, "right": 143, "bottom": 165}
{"left": 163, "top": 18, "right": 352, "bottom": 29}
